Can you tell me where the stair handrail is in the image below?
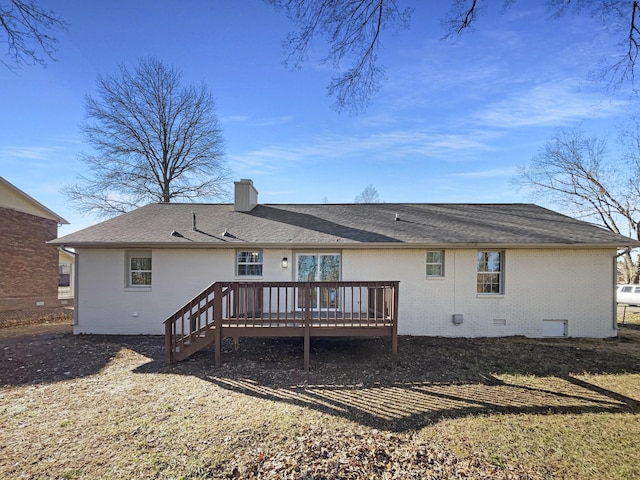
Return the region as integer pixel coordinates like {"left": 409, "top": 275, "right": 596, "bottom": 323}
{"left": 164, "top": 281, "right": 230, "bottom": 363}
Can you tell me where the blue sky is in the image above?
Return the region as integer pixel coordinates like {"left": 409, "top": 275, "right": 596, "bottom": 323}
{"left": 0, "top": 1, "right": 632, "bottom": 235}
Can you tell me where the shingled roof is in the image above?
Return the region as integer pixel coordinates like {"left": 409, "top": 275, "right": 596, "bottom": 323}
{"left": 51, "top": 202, "right": 637, "bottom": 248}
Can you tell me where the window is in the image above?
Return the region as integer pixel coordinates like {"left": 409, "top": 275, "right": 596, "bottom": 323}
{"left": 237, "top": 250, "right": 263, "bottom": 276}
{"left": 58, "top": 264, "right": 71, "bottom": 287}
{"left": 128, "top": 251, "right": 152, "bottom": 287}
{"left": 426, "top": 250, "right": 444, "bottom": 277}
{"left": 477, "top": 251, "right": 503, "bottom": 294}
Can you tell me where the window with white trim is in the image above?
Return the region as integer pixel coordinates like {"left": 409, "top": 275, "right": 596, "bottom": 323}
{"left": 236, "top": 250, "right": 263, "bottom": 276}
{"left": 476, "top": 251, "right": 503, "bottom": 294}
{"left": 426, "top": 250, "right": 444, "bottom": 277}
{"left": 127, "top": 251, "right": 152, "bottom": 287}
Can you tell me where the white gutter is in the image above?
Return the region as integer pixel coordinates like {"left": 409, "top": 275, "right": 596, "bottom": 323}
{"left": 613, "top": 253, "right": 620, "bottom": 331}
{"left": 61, "top": 247, "right": 79, "bottom": 327}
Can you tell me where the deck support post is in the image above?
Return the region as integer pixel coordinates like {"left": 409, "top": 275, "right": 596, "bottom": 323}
{"left": 304, "top": 326, "right": 310, "bottom": 370}
{"left": 165, "top": 318, "right": 174, "bottom": 364}
{"left": 303, "top": 282, "right": 311, "bottom": 370}
{"left": 213, "top": 282, "right": 223, "bottom": 368}
{"left": 391, "top": 329, "right": 398, "bottom": 370}
{"left": 391, "top": 281, "right": 399, "bottom": 370}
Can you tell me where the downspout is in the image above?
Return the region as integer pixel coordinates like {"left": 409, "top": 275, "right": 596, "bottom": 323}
{"left": 613, "top": 252, "right": 619, "bottom": 332}
{"left": 62, "top": 247, "right": 79, "bottom": 327}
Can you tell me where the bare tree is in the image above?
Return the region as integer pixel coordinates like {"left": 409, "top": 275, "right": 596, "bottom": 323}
{"left": 513, "top": 127, "right": 640, "bottom": 283}
{"left": 443, "top": 0, "right": 640, "bottom": 87}
{"left": 355, "top": 184, "right": 381, "bottom": 203}
{"left": 268, "top": 0, "right": 640, "bottom": 112}
{"left": 267, "top": 0, "right": 413, "bottom": 113}
{"left": 0, "top": 0, "right": 67, "bottom": 70}
{"left": 63, "top": 57, "right": 229, "bottom": 218}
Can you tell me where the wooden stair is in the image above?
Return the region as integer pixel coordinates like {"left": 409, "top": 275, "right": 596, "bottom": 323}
{"left": 164, "top": 282, "right": 226, "bottom": 363}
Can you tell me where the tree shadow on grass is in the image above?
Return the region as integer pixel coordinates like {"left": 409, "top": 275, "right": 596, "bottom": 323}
{"left": 132, "top": 334, "right": 640, "bottom": 432}
{"left": 0, "top": 326, "right": 154, "bottom": 387}
{"left": 3, "top": 322, "right": 638, "bottom": 433}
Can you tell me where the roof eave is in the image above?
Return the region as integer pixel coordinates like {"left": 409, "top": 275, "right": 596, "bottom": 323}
{"left": 0, "top": 176, "right": 69, "bottom": 224}
{"left": 47, "top": 240, "right": 640, "bottom": 249}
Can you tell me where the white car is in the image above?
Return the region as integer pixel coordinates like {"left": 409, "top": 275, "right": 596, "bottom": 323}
{"left": 617, "top": 284, "right": 640, "bottom": 305}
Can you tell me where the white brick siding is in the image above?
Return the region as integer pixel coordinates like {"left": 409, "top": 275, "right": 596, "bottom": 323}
{"left": 74, "top": 247, "right": 617, "bottom": 338}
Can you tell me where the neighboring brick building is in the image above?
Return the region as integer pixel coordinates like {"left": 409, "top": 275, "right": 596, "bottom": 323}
{"left": 0, "top": 177, "right": 69, "bottom": 311}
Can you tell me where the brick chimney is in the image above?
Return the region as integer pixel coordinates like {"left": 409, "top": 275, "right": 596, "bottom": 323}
{"left": 234, "top": 179, "right": 258, "bottom": 212}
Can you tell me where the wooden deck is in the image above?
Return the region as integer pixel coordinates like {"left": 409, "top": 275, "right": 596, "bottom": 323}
{"left": 164, "top": 281, "right": 399, "bottom": 369}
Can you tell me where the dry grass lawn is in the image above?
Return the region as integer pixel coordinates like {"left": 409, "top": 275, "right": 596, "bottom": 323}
{"left": 1, "top": 307, "right": 639, "bottom": 479}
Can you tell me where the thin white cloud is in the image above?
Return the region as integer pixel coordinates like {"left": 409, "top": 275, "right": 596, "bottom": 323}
{"left": 0, "top": 146, "right": 57, "bottom": 160}
{"left": 220, "top": 114, "right": 251, "bottom": 123}
{"left": 222, "top": 114, "right": 296, "bottom": 127}
{"left": 449, "top": 167, "right": 517, "bottom": 178}
{"left": 228, "top": 128, "right": 497, "bottom": 174}
{"left": 251, "top": 116, "right": 296, "bottom": 127}
{"left": 474, "top": 81, "right": 627, "bottom": 129}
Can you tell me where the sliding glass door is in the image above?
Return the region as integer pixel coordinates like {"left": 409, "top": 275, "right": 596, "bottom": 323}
{"left": 296, "top": 254, "right": 341, "bottom": 309}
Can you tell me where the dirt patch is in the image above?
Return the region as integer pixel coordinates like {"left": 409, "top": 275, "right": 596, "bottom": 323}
{"left": 1, "top": 310, "right": 639, "bottom": 479}
{"left": 0, "top": 306, "right": 73, "bottom": 330}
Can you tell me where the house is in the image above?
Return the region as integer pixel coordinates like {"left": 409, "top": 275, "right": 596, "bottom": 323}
{"left": 58, "top": 247, "right": 75, "bottom": 299}
{"left": 51, "top": 179, "right": 638, "bottom": 365}
{"left": 0, "top": 177, "right": 69, "bottom": 310}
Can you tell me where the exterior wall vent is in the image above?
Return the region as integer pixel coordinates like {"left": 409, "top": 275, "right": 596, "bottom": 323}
{"left": 452, "top": 313, "right": 464, "bottom": 325}
{"left": 542, "top": 319, "right": 568, "bottom": 337}
{"left": 493, "top": 319, "right": 507, "bottom": 326}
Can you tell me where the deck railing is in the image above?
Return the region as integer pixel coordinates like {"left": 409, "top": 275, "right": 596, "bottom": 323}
{"left": 164, "top": 281, "right": 399, "bottom": 369}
